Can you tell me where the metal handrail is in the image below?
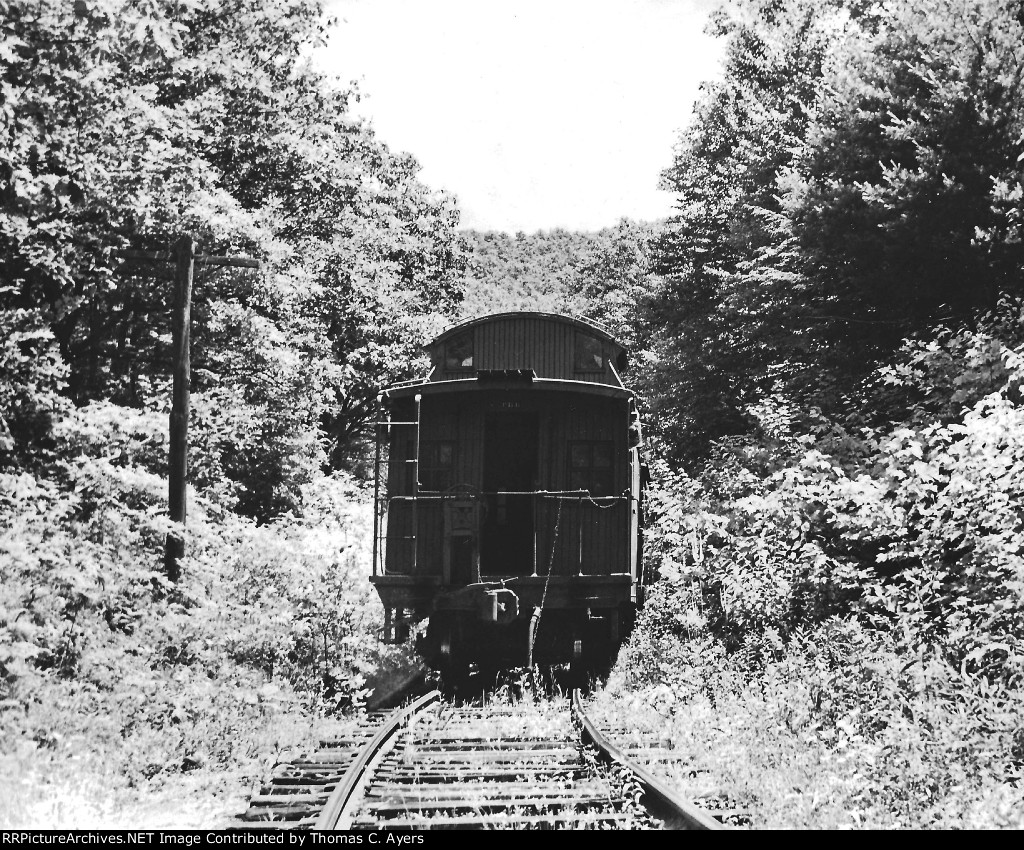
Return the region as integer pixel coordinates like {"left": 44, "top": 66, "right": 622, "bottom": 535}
{"left": 383, "top": 490, "right": 630, "bottom": 500}
{"left": 385, "top": 377, "right": 430, "bottom": 390}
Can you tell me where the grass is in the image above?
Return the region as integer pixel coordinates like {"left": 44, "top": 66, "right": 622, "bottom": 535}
{"left": 597, "top": 618, "right": 1024, "bottom": 830}
{"left": 0, "top": 706, "right": 382, "bottom": 829}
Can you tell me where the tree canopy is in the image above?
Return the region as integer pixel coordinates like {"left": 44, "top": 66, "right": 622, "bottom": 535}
{"left": 1, "top": 0, "right": 466, "bottom": 518}
{"left": 642, "top": 0, "right": 1024, "bottom": 463}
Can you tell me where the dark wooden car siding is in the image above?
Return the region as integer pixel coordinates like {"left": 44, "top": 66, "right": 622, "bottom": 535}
{"left": 384, "top": 391, "right": 631, "bottom": 579}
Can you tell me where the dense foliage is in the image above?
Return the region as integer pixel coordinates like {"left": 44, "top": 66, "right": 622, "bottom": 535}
{"left": 3, "top": 0, "right": 1023, "bottom": 830}
{"left": 458, "top": 221, "right": 655, "bottom": 350}
{"left": 1, "top": 0, "right": 444, "bottom": 818}
{"left": 642, "top": 0, "right": 1024, "bottom": 463}
{"left": 0, "top": 412, "right": 381, "bottom": 774}
{"left": 607, "top": 0, "right": 1024, "bottom": 827}
{"left": 1, "top": 0, "right": 465, "bottom": 511}
{"left": 621, "top": 309, "right": 1024, "bottom": 823}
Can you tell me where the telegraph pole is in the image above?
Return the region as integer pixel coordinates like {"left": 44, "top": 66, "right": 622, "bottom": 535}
{"left": 119, "top": 240, "right": 260, "bottom": 582}
{"left": 164, "top": 235, "right": 195, "bottom": 581}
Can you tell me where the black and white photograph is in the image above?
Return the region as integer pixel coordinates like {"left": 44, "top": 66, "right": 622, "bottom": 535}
{"left": 1, "top": 0, "right": 1022, "bottom": 833}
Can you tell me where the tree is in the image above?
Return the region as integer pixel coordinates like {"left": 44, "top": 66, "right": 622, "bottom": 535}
{"left": 1, "top": 0, "right": 466, "bottom": 517}
{"left": 785, "top": 0, "right": 1024, "bottom": 335}
{"left": 645, "top": 0, "right": 858, "bottom": 462}
{"left": 569, "top": 219, "right": 658, "bottom": 354}
{"left": 457, "top": 229, "right": 588, "bottom": 318}
{"left": 643, "top": 0, "right": 1024, "bottom": 464}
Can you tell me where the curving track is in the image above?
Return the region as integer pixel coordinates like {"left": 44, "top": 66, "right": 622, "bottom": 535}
{"left": 237, "top": 689, "right": 727, "bottom": 830}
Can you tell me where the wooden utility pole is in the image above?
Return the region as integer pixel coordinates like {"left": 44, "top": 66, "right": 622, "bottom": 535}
{"left": 118, "top": 240, "right": 260, "bottom": 582}
{"left": 164, "top": 235, "right": 195, "bottom": 581}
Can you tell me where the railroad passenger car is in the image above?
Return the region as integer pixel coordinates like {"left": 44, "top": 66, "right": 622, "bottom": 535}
{"left": 370, "top": 311, "right": 647, "bottom": 676}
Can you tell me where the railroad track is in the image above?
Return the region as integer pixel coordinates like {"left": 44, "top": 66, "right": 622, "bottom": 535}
{"left": 236, "top": 689, "right": 728, "bottom": 830}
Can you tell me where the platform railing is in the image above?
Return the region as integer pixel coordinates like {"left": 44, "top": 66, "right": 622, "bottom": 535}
{"left": 374, "top": 489, "right": 630, "bottom": 578}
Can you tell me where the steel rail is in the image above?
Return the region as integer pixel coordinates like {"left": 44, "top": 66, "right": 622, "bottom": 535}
{"left": 571, "top": 689, "right": 724, "bottom": 830}
{"left": 313, "top": 689, "right": 440, "bottom": 830}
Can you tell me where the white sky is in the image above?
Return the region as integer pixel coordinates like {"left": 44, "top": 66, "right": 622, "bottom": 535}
{"left": 315, "top": 0, "right": 725, "bottom": 233}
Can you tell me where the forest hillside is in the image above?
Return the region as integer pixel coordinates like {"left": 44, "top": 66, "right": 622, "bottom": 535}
{"left": 2, "top": 0, "right": 1023, "bottom": 829}
{"left": 603, "top": 0, "right": 1024, "bottom": 827}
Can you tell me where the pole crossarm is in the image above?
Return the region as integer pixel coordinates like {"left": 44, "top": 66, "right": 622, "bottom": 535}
{"left": 116, "top": 238, "right": 259, "bottom": 582}
{"left": 118, "top": 248, "right": 261, "bottom": 269}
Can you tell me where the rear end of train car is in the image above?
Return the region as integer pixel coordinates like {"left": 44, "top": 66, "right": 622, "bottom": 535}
{"left": 369, "top": 312, "right": 647, "bottom": 674}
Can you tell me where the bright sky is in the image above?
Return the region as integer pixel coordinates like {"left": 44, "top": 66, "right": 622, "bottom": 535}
{"left": 315, "top": 0, "right": 725, "bottom": 233}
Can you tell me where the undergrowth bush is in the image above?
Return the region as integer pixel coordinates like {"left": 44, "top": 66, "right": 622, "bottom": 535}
{"left": 0, "top": 309, "right": 71, "bottom": 468}
{"left": 624, "top": 304, "right": 1024, "bottom": 827}
{"left": 0, "top": 400, "right": 397, "bottom": 798}
{"left": 617, "top": 611, "right": 1024, "bottom": 828}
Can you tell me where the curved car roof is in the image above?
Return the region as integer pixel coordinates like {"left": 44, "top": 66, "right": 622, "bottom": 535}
{"left": 430, "top": 311, "right": 623, "bottom": 350}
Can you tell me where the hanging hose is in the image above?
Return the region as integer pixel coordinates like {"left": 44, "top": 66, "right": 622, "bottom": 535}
{"left": 527, "top": 496, "right": 562, "bottom": 667}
